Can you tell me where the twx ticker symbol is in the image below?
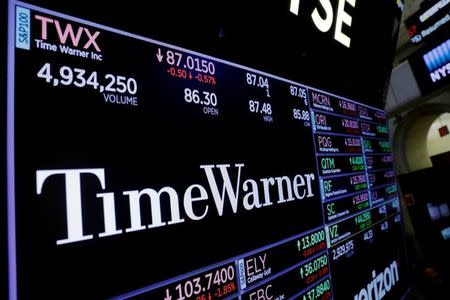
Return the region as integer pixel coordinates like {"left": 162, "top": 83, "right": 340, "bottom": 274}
{"left": 36, "top": 165, "right": 316, "bottom": 245}
{"left": 34, "top": 15, "right": 101, "bottom": 52}
{"left": 289, "top": 0, "right": 356, "bottom": 48}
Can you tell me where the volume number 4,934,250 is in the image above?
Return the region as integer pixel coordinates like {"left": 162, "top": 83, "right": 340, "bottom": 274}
{"left": 37, "top": 62, "right": 137, "bottom": 95}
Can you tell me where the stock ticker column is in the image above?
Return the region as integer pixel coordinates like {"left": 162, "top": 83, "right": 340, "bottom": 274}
{"left": 234, "top": 87, "right": 331, "bottom": 300}
{"left": 358, "top": 105, "right": 402, "bottom": 250}
{"left": 309, "top": 90, "right": 402, "bottom": 298}
{"left": 309, "top": 90, "right": 369, "bottom": 247}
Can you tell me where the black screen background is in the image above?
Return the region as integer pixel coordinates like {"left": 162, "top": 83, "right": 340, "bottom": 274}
{"left": 4, "top": 1, "right": 408, "bottom": 299}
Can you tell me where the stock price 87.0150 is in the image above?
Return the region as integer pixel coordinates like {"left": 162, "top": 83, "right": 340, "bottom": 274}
{"left": 161, "top": 49, "right": 216, "bottom": 75}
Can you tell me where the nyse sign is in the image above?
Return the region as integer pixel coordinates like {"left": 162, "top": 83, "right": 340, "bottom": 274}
{"left": 289, "top": 0, "right": 356, "bottom": 48}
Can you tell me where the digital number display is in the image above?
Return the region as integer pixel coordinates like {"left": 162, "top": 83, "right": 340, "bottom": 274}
{"left": 318, "top": 155, "right": 365, "bottom": 176}
{"left": 326, "top": 201, "right": 399, "bottom": 248}
{"left": 240, "top": 253, "right": 330, "bottom": 300}
{"left": 315, "top": 134, "right": 363, "bottom": 154}
{"left": 321, "top": 174, "right": 367, "bottom": 200}
{"left": 371, "top": 184, "right": 399, "bottom": 204}
{"left": 310, "top": 91, "right": 359, "bottom": 118}
{"left": 324, "top": 192, "right": 370, "bottom": 222}
{"left": 312, "top": 111, "right": 360, "bottom": 136}
{"left": 366, "top": 154, "right": 394, "bottom": 170}
{"left": 358, "top": 105, "right": 387, "bottom": 123}
{"left": 138, "top": 263, "right": 237, "bottom": 300}
{"left": 236, "top": 228, "right": 326, "bottom": 290}
{"left": 363, "top": 138, "right": 392, "bottom": 153}
{"left": 297, "top": 277, "right": 333, "bottom": 300}
{"left": 360, "top": 121, "right": 389, "bottom": 138}
{"left": 4, "top": 1, "right": 409, "bottom": 300}
{"left": 368, "top": 170, "right": 396, "bottom": 188}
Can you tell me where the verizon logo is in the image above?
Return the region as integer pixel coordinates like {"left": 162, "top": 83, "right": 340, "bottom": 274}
{"left": 354, "top": 260, "right": 399, "bottom": 300}
{"left": 36, "top": 164, "right": 316, "bottom": 245}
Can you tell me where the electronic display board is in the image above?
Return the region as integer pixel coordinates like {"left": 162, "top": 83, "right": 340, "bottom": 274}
{"left": 3, "top": 1, "right": 408, "bottom": 299}
{"left": 409, "top": 37, "right": 450, "bottom": 94}
{"left": 404, "top": 0, "right": 450, "bottom": 45}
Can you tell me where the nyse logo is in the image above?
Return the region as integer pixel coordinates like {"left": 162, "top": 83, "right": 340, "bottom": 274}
{"left": 34, "top": 15, "right": 101, "bottom": 52}
{"left": 289, "top": 0, "right": 356, "bottom": 48}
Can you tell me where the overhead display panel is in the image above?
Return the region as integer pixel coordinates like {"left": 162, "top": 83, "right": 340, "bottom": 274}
{"left": 409, "top": 37, "right": 450, "bottom": 94}
{"left": 405, "top": 0, "right": 450, "bottom": 44}
{"left": 4, "top": 1, "right": 408, "bottom": 299}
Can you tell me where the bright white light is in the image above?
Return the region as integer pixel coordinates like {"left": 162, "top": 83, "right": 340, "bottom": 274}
{"left": 290, "top": 0, "right": 300, "bottom": 15}
{"left": 441, "top": 226, "right": 450, "bottom": 240}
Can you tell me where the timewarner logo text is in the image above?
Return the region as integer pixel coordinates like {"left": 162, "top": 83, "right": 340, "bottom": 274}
{"left": 354, "top": 260, "right": 399, "bottom": 300}
{"left": 36, "top": 164, "right": 315, "bottom": 245}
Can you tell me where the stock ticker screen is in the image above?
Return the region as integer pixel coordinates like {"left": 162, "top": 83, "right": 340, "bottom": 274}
{"left": 5, "top": 1, "right": 409, "bottom": 299}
